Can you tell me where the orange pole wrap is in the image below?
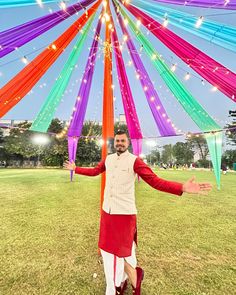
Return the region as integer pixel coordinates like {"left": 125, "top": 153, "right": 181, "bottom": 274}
{"left": 0, "top": 0, "right": 101, "bottom": 118}
{"left": 100, "top": 1, "right": 114, "bottom": 210}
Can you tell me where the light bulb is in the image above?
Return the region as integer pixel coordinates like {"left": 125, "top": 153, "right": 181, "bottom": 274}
{"left": 163, "top": 17, "right": 169, "bottom": 27}
{"left": 195, "top": 16, "right": 203, "bottom": 28}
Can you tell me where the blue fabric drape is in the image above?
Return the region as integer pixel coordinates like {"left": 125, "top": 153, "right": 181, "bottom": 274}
{"left": 132, "top": 0, "right": 236, "bottom": 52}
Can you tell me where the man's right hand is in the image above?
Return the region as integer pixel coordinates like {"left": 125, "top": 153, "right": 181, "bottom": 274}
{"left": 63, "top": 160, "right": 76, "bottom": 171}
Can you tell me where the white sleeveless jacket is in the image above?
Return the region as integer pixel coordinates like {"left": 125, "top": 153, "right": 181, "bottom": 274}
{"left": 103, "top": 150, "right": 137, "bottom": 215}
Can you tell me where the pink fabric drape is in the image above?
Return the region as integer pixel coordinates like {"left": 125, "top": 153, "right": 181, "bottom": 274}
{"left": 111, "top": 24, "right": 143, "bottom": 156}
{"left": 122, "top": 2, "right": 236, "bottom": 102}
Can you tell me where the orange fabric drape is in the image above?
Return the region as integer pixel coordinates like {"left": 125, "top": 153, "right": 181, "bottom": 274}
{"left": 0, "top": 0, "right": 101, "bottom": 118}
{"left": 100, "top": 1, "right": 114, "bottom": 210}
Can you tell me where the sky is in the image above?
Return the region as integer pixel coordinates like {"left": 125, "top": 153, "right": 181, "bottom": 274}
{"left": 0, "top": 0, "right": 236, "bottom": 152}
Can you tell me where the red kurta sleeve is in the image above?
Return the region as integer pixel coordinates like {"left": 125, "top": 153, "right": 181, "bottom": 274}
{"left": 74, "top": 160, "right": 106, "bottom": 176}
{"left": 134, "top": 158, "right": 183, "bottom": 196}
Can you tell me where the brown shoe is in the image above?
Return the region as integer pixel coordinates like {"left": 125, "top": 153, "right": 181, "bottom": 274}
{"left": 132, "top": 267, "right": 144, "bottom": 295}
{"left": 121, "top": 279, "right": 128, "bottom": 294}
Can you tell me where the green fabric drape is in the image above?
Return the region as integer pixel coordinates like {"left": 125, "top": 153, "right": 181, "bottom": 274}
{"left": 30, "top": 15, "right": 95, "bottom": 133}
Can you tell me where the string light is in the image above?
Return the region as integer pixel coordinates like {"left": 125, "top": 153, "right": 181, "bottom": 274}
{"left": 136, "top": 20, "right": 141, "bottom": 27}
{"left": 163, "top": 17, "right": 169, "bottom": 27}
{"left": 21, "top": 56, "right": 28, "bottom": 64}
{"left": 51, "top": 44, "right": 57, "bottom": 50}
{"left": 195, "top": 16, "right": 203, "bottom": 28}
{"left": 59, "top": 1, "right": 66, "bottom": 11}
{"left": 98, "top": 139, "right": 104, "bottom": 146}
{"left": 124, "top": 18, "right": 128, "bottom": 26}
{"left": 184, "top": 72, "right": 190, "bottom": 80}
{"left": 171, "top": 64, "right": 177, "bottom": 72}
{"left": 104, "top": 13, "right": 110, "bottom": 22}
{"left": 224, "top": 0, "right": 230, "bottom": 6}
{"left": 152, "top": 54, "right": 157, "bottom": 60}
{"left": 211, "top": 86, "right": 218, "bottom": 92}
{"left": 123, "top": 35, "right": 128, "bottom": 42}
{"left": 36, "top": 0, "right": 43, "bottom": 7}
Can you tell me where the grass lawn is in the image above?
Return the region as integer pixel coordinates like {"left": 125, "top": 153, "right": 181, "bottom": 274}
{"left": 0, "top": 168, "right": 235, "bottom": 295}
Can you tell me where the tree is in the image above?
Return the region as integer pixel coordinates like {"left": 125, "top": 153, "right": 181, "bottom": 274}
{"left": 75, "top": 121, "right": 102, "bottom": 165}
{"left": 0, "top": 128, "right": 3, "bottom": 144}
{"left": 41, "top": 119, "right": 68, "bottom": 166}
{"left": 173, "top": 142, "right": 194, "bottom": 165}
{"left": 187, "top": 134, "right": 209, "bottom": 160}
{"left": 161, "top": 144, "right": 174, "bottom": 163}
{"left": 4, "top": 121, "right": 41, "bottom": 164}
{"left": 225, "top": 110, "right": 236, "bottom": 145}
{"left": 222, "top": 150, "right": 236, "bottom": 169}
{"left": 146, "top": 148, "right": 161, "bottom": 165}
{"left": 0, "top": 128, "right": 7, "bottom": 162}
{"left": 48, "top": 118, "right": 64, "bottom": 133}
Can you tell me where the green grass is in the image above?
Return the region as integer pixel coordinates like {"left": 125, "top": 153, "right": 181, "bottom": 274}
{"left": 0, "top": 169, "right": 235, "bottom": 295}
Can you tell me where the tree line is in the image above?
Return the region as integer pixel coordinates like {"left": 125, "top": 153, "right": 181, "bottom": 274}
{"left": 0, "top": 118, "right": 235, "bottom": 168}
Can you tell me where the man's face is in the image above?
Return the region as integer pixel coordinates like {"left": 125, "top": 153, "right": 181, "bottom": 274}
{"left": 114, "top": 134, "right": 129, "bottom": 154}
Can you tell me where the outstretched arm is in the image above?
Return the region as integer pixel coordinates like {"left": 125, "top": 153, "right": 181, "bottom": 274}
{"left": 134, "top": 158, "right": 212, "bottom": 196}
{"left": 63, "top": 160, "right": 106, "bottom": 176}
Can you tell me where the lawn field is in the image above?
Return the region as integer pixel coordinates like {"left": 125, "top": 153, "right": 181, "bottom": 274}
{"left": 0, "top": 169, "right": 235, "bottom": 295}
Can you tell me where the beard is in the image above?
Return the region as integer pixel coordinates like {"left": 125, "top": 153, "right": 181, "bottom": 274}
{"left": 115, "top": 145, "right": 127, "bottom": 154}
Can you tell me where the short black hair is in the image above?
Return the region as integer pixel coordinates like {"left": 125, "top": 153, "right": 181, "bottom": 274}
{"left": 115, "top": 129, "right": 129, "bottom": 137}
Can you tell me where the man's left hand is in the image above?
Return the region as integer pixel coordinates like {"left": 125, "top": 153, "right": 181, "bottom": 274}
{"left": 182, "top": 176, "right": 213, "bottom": 195}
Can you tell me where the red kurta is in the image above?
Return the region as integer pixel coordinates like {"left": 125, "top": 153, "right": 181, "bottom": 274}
{"left": 99, "top": 210, "right": 137, "bottom": 257}
{"left": 75, "top": 157, "right": 183, "bottom": 257}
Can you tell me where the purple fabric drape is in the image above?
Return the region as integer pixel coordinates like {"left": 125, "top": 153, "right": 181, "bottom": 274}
{"left": 0, "top": 0, "right": 96, "bottom": 58}
{"left": 149, "top": 0, "right": 236, "bottom": 9}
{"left": 111, "top": 24, "right": 143, "bottom": 156}
{"left": 123, "top": 3, "right": 236, "bottom": 102}
{"left": 68, "top": 137, "right": 79, "bottom": 181}
{"left": 114, "top": 5, "right": 176, "bottom": 136}
{"left": 67, "top": 17, "right": 102, "bottom": 170}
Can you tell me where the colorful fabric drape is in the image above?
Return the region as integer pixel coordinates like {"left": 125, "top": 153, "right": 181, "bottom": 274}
{"left": 101, "top": 3, "right": 114, "bottom": 159}
{"left": 206, "top": 132, "right": 222, "bottom": 188}
{"left": 67, "top": 15, "right": 102, "bottom": 181}
{"left": 30, "top": 16, "right": 95, "bottom": 133}
{"left": 0, "top": 0, "right": 96, "bottom": 58}
{"left": 111, "top": 15, "right": 143, "bottom": 156}
{"left": 68, "top": 136, "right": 79, "bottom": 181}
{"left": 115, "top": 7, "right": 176, "bottom": 136}
{"left": 0, "top": 0, "right": 58, "bottom": 8}
{"left": 131, "top": 0, "right": 236, "bottom": 53}
{"left": 101, "top": 1, "right": 114, "bottom": 208}
{"left": 114, "top": 0, "right": 222, "bottom": 188}
{"left": 0, "top": 0, "right": 101, "bottom": 118}
{"left": 121, "top": 2, "right": 236, "bottom": 102}
{"left": 146, "top": 0, "right": 236, "bottom": 10}
{"left": 68, "top": 17, "right": 102, "bottom": 138}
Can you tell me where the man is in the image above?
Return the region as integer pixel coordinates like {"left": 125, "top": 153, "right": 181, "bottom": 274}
{"left": 64, "top": 130, "right": 212, "bottom": 295}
